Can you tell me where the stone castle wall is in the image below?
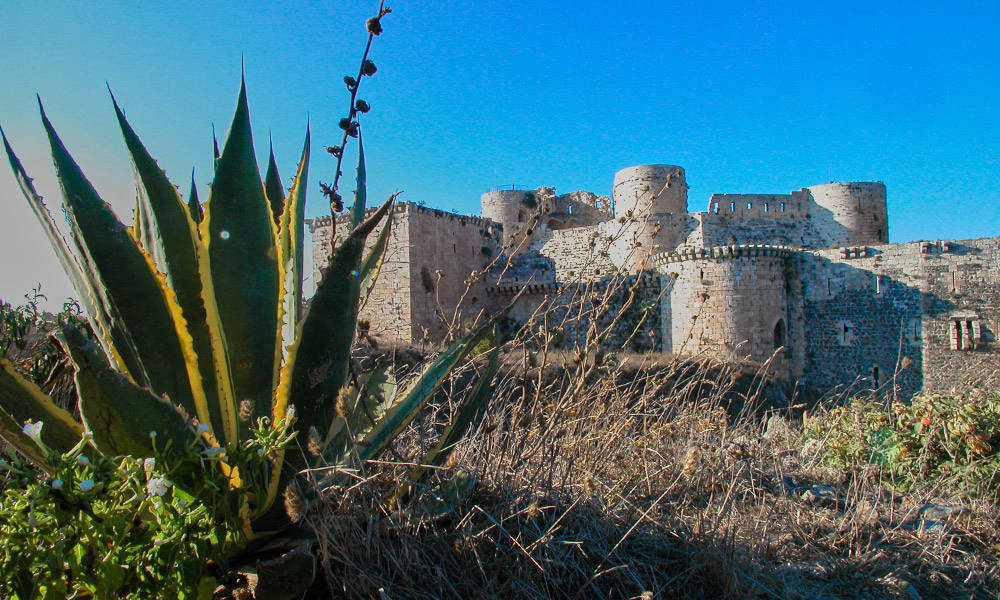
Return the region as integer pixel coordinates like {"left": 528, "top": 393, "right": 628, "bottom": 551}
{"left": 309, "top": 164, "right": 998, "bottom": 402}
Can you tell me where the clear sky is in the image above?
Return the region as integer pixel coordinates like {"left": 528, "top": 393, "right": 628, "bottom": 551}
{"left": 2, "top": 1, "right": 998, "bottom": 309}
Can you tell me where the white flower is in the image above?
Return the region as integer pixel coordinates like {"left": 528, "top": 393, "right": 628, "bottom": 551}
{"left": 149, "top": 430, "right": 157, "bottom": 439}
{"left": 78, "top": 480, "right": 95, "bottom": 492}
{"left": 51, "top": 479, "right": 63, "bottom": 490}
{"left": 143, "top": 457, "right": 156, "bottom": 471}
{"left": 146, "top": 477, "right": 171, "bottom": 498}
{"left": 196, "top": 423, "right": 210, "bottom": 434}
{"left": 76, "top": 455, "right": 89, "bottom": 466}
{"left": 21, "top": 421, "right": 43, "bottom": 441}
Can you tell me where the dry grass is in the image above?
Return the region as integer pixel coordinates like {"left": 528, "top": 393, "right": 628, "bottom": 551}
{"left": 301, "top": 259, "right": 1000, "bottom": 600}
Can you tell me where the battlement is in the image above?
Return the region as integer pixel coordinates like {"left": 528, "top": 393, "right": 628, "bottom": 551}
{"left": 652, "top": 244, "right": 796, "bottom": 266}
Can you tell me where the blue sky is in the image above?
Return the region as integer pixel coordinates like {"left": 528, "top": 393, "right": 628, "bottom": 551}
{"left": 2, "top": 1, "right": 998, "bottom": 307}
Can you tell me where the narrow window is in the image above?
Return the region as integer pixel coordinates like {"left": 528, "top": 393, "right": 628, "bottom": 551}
{"left": 773, "top": 319, "right": 786, "bottom": 349}
{"left": 780, "top": 202, "right": 786, "bottom": 213}
{"left": 699, "top": 269, "right": 704, "bottom": 281}
{"left": 763, "top": 202, "right": 769, "bottom": 212}
{"left": 746, "top": 202, "right": 753, "bottom": 210}
{"left": 518, "top": 210, "right": 526, "bottom": 223}
{"left": 875, "top": 275, "right": 882, "bottom": 294}
{"left": 872, "top": 366, "right": 880, "bottom": 388}
{"left": 730, "top": 202, "right": 736, "bottom": 213}
{"left": 453, "top": 243, "right": 456, "bottom": 253}
{"left": 568, "top": 205, "right": 574, "bottom": 215}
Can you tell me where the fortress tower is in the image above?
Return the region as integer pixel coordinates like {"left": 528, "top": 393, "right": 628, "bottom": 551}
{"left": 806, "top": 182, "right": 888, "bottom": 247}
{"left": 481, "top": 189, "right": 543, "bottom": 255}
{"left": 611, "top": 165, "right": 689, "bottom": 271}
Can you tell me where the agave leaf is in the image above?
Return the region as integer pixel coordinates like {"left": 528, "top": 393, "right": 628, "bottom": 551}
{"left": 58, "top": 325, "right": 200, "bottom": 463}
{"left": 358, "top": 213, "right": 392, "bottom": 310}
{"left": 201, "top": 78, "right": 279, "bottom": 443}
{"left": 350, "top": 134, "right": 367, "bottom": 228}
{"left": 0, "top": 359, "right": 84, "bottom": 455}
{"left": 1, "top": 126, "right": 137, "bottom": 377}
{"left": 188, "top": 169, "right": 203, "bottom": 224}
{"left": 404, "top": 336, "right": 498, "bottom": 491}
{"left": 276, "top": 128, "right": 310, "bottom": 355}
{"left": 264, "top": 141, "right": 284, "bottom": 226}
{"left": 322, "top": 361, "right": 396, "bottom": 462}
{"left": 278, "top": 196, "right": 393, "bottom": 445}
{"left": 112, "top": 95, "right": 225, "bottom": 439}
{"left": 39, "top": 102, "right": 207, "bottom": 430}
{"left": 350, "top": 311, "right": 505, "bottom": 467}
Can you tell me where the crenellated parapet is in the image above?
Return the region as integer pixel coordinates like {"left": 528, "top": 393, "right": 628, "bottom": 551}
{"left": 651, "top": 244, "right": 796, "bottom": 267}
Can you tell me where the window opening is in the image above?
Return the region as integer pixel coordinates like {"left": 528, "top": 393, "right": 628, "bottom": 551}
{"left": 773, "top": 319, "right": 786, "bottom": 349}
{"left": 763, "top": 202, "right": 769, "bottom": 212}
{"left": 730, "top": 202, "right": 736, "bottom": 213}
{"left": 746, "top": 202, "right": 753, "bottom": 210}
{"left": 872, "top": 366, "right": 880, "bottom": 388}
{"left": 779, "top": 202, "right": 786, "bottom": 213}
{"left": 568, "top": 205, "right": 574, "bottom": 215}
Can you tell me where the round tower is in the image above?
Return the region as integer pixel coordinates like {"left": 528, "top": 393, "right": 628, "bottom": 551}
{"left": 661, "top": 247, "right": 791, "bottom": 376}
{"left": 611, "top": 165, "right": 689, "bottom": 271}
{"left": 806, "top": 182, "right": 888, "bottom": 247}
{"left": 481, "top": 189, "right": 543, "bottom": 254}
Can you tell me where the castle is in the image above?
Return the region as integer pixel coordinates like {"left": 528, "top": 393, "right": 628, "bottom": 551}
{"left": 310, "top": 165, "right": 1000, "bottom": 400}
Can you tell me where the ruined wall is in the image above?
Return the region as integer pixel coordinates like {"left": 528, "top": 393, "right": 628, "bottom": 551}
{"left": 544, "top": 190, "right": 612, "bottom": 230}
{"left": 656, "top": 246, "right": 792, "bottom": 375}
{"left": 493, "top": 275, "right": 662, "bottom": 352}
{"left": 797, "top": 238, "right": 1000, "bottom": 400}
{"left": 403, "top": 204, "right": 502, "bottom": 343}
{"left": 805, "top": 182, "right": 888, "bottom": 247}
{"left": 310, "top": 203, "right": 502, "bottom": 345}
{"left": 536, "top": 226, "right": 618, "bottom": 281}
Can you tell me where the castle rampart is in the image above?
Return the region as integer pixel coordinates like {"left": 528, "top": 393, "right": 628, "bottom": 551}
{"left": 310, "top": 164, "right": 998, "bottom": 401}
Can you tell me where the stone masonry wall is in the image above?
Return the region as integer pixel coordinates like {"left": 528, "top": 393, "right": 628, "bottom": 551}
{"left": 797, "top": 238, "right": 1000, "bottom": 400}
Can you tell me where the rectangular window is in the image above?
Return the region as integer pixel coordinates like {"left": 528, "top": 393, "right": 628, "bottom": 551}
{"left": 763, "top": 202, "right": 769, "bottom": 212}
{"left": 746, "top": 202, "right": 753, "bottom": 210}
{"left": 779, "top": 202, "right": 786, "bottom": 213}
{"left": 730, "top": 202, "right": 736, "bottom": 213}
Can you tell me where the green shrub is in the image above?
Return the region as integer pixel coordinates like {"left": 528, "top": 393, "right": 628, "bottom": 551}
{"left": 803, "top": 391, "right": 1000, "bottom": 497}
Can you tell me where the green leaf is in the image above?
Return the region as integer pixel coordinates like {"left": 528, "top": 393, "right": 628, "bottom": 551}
{"left": 200, "top": 77, "right": 279, "bottom": 441}
{"left": 188, "top": 169, "right": 203, "bottom": 224}
{"left": 350, "top": 311, "right": 506, "bottom": 467}
{"left": 111, "top": 93, "right": 224, "bottom": 439}
{"left": 0, "top": 358, "right": 84, "bottom": 456}
{"left": 39, "top": 102, "right": 206, "bottom": 425}
{"left": 264, "top": 140, "right": 284, "bottom": 226}
{"left": 57, "top": 325, "right": 198, "bottom": 462}
{"left": 358, "top": 213, "right": 393, "bottom": 310}
{"left": 1, "top": 125, "right": 139, "bottom": 379}
{"left": 322, "top": 361, "right": 396, "bottom": 462}
{"left": 405, "top": 335, "right": 498, "bottom": 489}
{"left": 350, "top": 134, "right": 367, "bottom": 228}
{"left": 279, "top": 196, "right": 393, "bottom": 454}
{"left": 277, "top": 128, "right": 310, "bottom": 357}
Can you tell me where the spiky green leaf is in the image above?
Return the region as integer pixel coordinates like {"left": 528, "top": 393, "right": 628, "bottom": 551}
{"left": 112, "top": 95, "right": 225, "bottom": 438}
{"left": 406, "top": 336, "right": 498, "bottom": 488}
{"left": 358, "top": 213, "right": 392, "bottom": 310}
{"left": 350, "top": 311, "right": 506, "bottom": 467}
{"left": 39, "top": 102, "right": 205, "bottom": 427}
{"left": 277, "top": 129, "right": 310, "bottom": 354}
{"left": 188, "top": 169, "right": 203, "bottom": 224}
{"left": 279, "top": 196, "right": 393, "bottom": 451}
{"left": 350, "top": 134, "right": 367, "bottom": 228}
{"left": 0, "top": 359, "right": 84, "bottom": 456}
{"left": 264, "top": 142, "right": 284, "bottom": 226}
{"left": 1, "top": 126, "right": 138, "bottom": 377}
{"left": 201, "top": 78, "right": 279, "bottom": 441}
{"left": 58, "top": 325, "right": 199, "bottom": 462}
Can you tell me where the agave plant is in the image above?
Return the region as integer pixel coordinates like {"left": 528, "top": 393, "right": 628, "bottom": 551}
{"left": 0, "top": 76, "right": 501, "bottom": 596}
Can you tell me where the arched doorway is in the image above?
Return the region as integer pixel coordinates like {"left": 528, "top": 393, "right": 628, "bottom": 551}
{"left": 773, "top": 319, "right": 786, "bottom": 349}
